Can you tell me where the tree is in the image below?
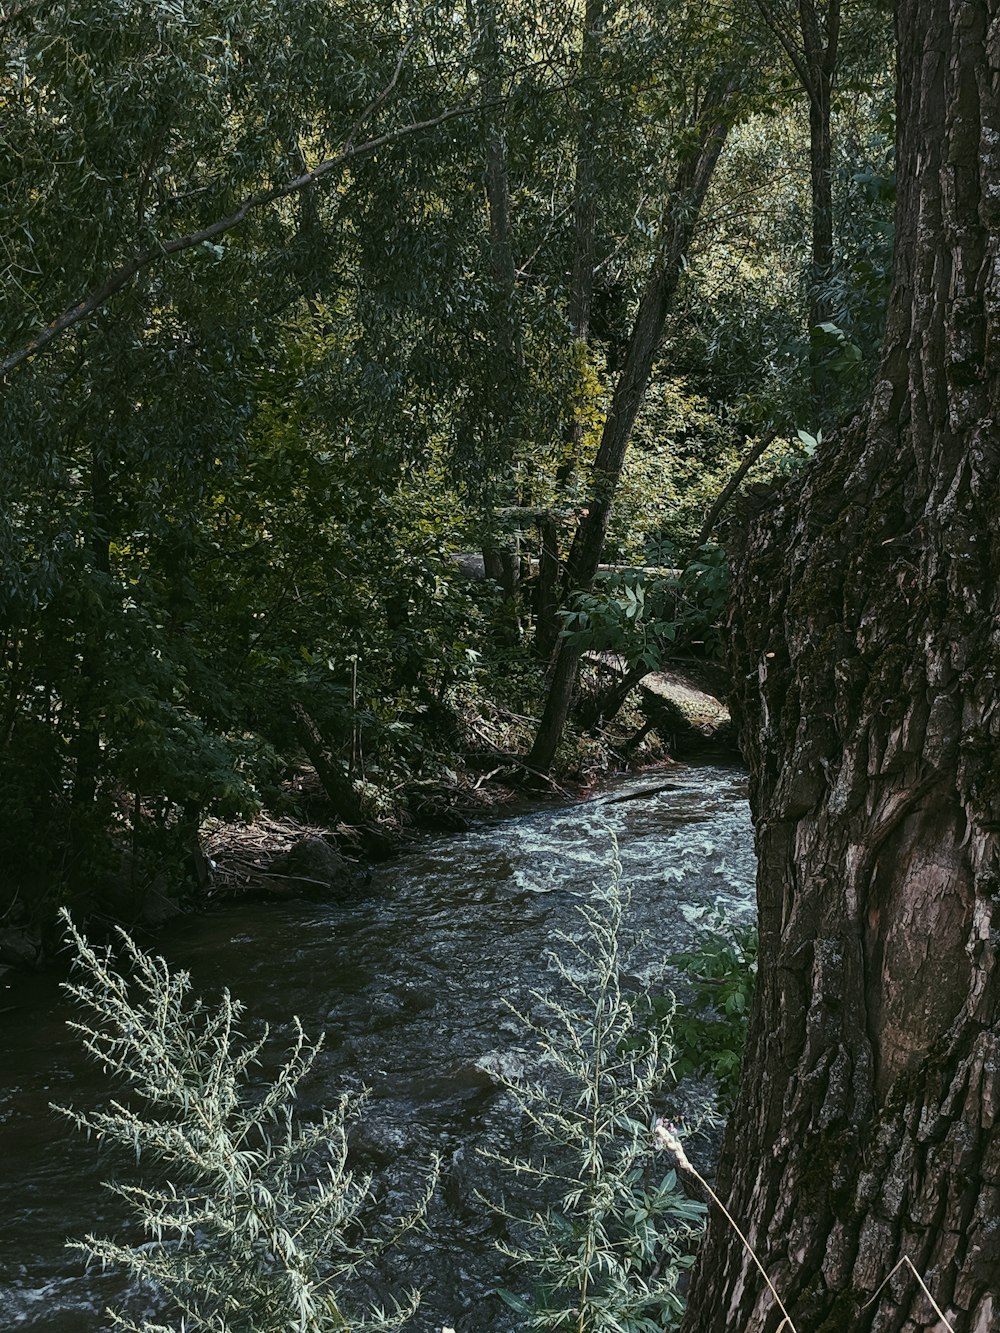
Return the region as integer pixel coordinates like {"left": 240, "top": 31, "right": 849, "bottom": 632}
{"left": 749, "top": 0, "right": 893, "bottom": 423}
{"left": 681, "top": 0, "right": 1000, "bottom": 1327}
{"left": 452, "top": 0, "right": 735, "bottom": 659}
{"left": 526, "top": 63, "right": 737, "bottom": 772}
{"left": 752, "top": 0, "right": 842, "bottom": 414}
{"left": 0, "top": 0, "right": 481, "bottom": 906}
{"left": 533, "top": 0, "right": 607, "bottom": 660}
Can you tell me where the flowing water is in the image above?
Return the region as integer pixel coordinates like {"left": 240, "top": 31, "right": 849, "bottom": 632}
{"left": 0, "top": 763, "right": 754, "bottom": 1331}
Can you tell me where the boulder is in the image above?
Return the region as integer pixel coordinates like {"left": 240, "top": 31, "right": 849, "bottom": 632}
{"left": 266, "top": 836, "right": 352, "bottom": 895}
{"left": 0, "top": 927, "right": 40, "bottom": 967}
{"left": 639, "top": 668, "right": 736, "bottom": 751}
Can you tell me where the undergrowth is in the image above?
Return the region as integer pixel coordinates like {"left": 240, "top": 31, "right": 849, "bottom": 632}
{"left": 57, "top": 912, "right": 438, "bottom": 1332}
{"left": 668, "top": 909, "right": 757, "bottom": 1105}
{"left": 56, "top": 861, "right": 759, "bottom": 1332}
{"left": 482, "top": 847, "right": 708, "bottom": 1331}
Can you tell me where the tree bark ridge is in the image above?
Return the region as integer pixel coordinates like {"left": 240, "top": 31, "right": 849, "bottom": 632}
{"left": 682, "top": 0, "right": 1000, "bottom": 1326}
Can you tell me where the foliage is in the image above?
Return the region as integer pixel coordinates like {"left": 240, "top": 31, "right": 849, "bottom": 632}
{"left": 666, "top": 910, "right": 758, "bottom": 1104}
{"left": 605, "top": 380, "right": 731, "bottom": 556}
{"left": 0, "top": 0, "right": 893, "bottom": 922}
{"left": 57, "top": 912, "right": 438, "bottom": 1332}
{"left": 672, "top": 86, "right": 895, "bottom": 440}
{"left": 484, "top": 849, "right": 706, "bottom": 1331}
{"left": 558, "top": 546, "right": 729, "bottom": 674}
{"left": 0, "top": 0, "right": 481, "bottom": 908}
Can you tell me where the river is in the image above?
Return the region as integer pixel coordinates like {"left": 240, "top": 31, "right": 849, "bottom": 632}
{"left": 0, "top": 762, "right": 754, "bottom": 1331}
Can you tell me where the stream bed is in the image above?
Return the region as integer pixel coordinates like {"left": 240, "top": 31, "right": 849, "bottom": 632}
{"left": 0, "top": 762, "right": 754, "bottom": 1331}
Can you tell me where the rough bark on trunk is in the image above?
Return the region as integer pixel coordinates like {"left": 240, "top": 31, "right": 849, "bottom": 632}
{"left": 682, "top": 2, "right": 1000, "bottom": 1328}
{"left": 482, "top": 542, "right": 519, "bottom": 600}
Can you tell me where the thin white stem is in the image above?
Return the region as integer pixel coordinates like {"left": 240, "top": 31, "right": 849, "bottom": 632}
{"left": 655, "top": 1123, "right": 798, "bottom": 1333}
{"left": 863, "top": 1255, "right": 955, "bottom": 1332}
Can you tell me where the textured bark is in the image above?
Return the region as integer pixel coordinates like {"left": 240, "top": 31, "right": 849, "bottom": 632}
{"left": 682, "top": 2, "right": 1000, "bottom": 1329}
{"left": 482, "top": 541, "right": 521, "bottom": 635}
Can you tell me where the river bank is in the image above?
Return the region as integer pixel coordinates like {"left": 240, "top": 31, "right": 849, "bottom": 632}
{"left": 0, "top": 659, "right": 736, "bottom": 972}
{"left": 0, "top": 760, "right": 752, "bottom": 1332}
{"left": 192, "top": 660, "right": 738, "bottom": 911}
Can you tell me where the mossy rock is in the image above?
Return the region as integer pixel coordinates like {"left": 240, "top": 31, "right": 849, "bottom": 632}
{"left": 639, "top": 668, "right": 736, "bottom": 752}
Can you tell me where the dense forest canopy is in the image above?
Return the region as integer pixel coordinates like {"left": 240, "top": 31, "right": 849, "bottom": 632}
{"left": 1, "top": 0, "right": 894, "bottom": 924}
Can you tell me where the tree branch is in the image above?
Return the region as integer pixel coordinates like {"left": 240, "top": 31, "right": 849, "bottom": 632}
{"left": 343, "top": 33, "right": 417, "bottom": 154}
{"left": 752, "top": 0, "right": 816, "bottom": 102}
{"left": 693, "top": 429, "right": 780, "bottom": 550}
{"left": 1, "top": 100, "right": 476, "bottom": 382}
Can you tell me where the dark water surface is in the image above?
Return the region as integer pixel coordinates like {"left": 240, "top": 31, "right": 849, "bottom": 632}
{"left": 0, "top": 763, "right": 754, "bottom": 1331}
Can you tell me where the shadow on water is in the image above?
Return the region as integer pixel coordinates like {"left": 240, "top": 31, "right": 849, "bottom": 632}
{"left": 0, "top": 762, "right": 753, "bottom": 1331}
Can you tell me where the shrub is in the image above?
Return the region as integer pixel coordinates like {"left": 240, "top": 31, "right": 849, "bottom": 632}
{"left": 57, "top": 912, "right": 437, "bottom": 1333}
{"left": 668, "top": 909, "right": 758, "bottom": 1106}
{"left": 483, "top": 848, "right": 707, "bottom": 1332}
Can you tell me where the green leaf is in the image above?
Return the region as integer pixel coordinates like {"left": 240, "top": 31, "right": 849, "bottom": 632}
{"left": 495, "top": 1288, "right": 533, "bottom": 1315}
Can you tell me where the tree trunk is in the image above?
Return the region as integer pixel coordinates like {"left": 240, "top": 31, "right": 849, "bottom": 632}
{"left": 801, "top": 0, "right": 840, "bottom": 416}
{"left": 483, "top": 541, "right": 520, "bottom": 600}
{"left": 292, "top": 701, "right": 367, "bottom": 829}
{"left": 527, "top": 93, "right": 733, "bottom": 772}
{"left": 534, "top": 0, "right": 606, "bottom": 661}
{"left": 533, "top": 513, "right": 564, "bottom": 657}
{"left": 473, "top": 2, "right": 529, "bottom": 644}
{"left": 68, "top": 436, "right": 112, "bottom": 886}
{"left": 806, "top": 68, "right": 833, "bottom": 321}
{"left": 580, "top": 658, "right": 650, "bottom": 730}
{"left": 682, "top": 2, "right": 1000, "bottom": 1328}
{"left": 478, "top": 0, "right": 521, "bottom": 370}
{"left": 754, "top": 0, "right": 841, "bottom": 417}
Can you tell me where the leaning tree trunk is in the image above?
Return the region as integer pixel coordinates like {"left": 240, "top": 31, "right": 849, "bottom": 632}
{"left": 534, "top": 0, "right": 606, "bottom": 661}
{"left": 526, "top": 89, "right": 733, "bottom": 773}
{"left": 682, "top": 3, "right": 1000, "bottom": 1330}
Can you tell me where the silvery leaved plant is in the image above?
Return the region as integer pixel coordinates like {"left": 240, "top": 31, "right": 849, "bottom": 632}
{"left": 57, "top": 911, "right": 437, "bottom": 1332}
{"left": 482, "top": 845, "right": 707, "bottom": 1332}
